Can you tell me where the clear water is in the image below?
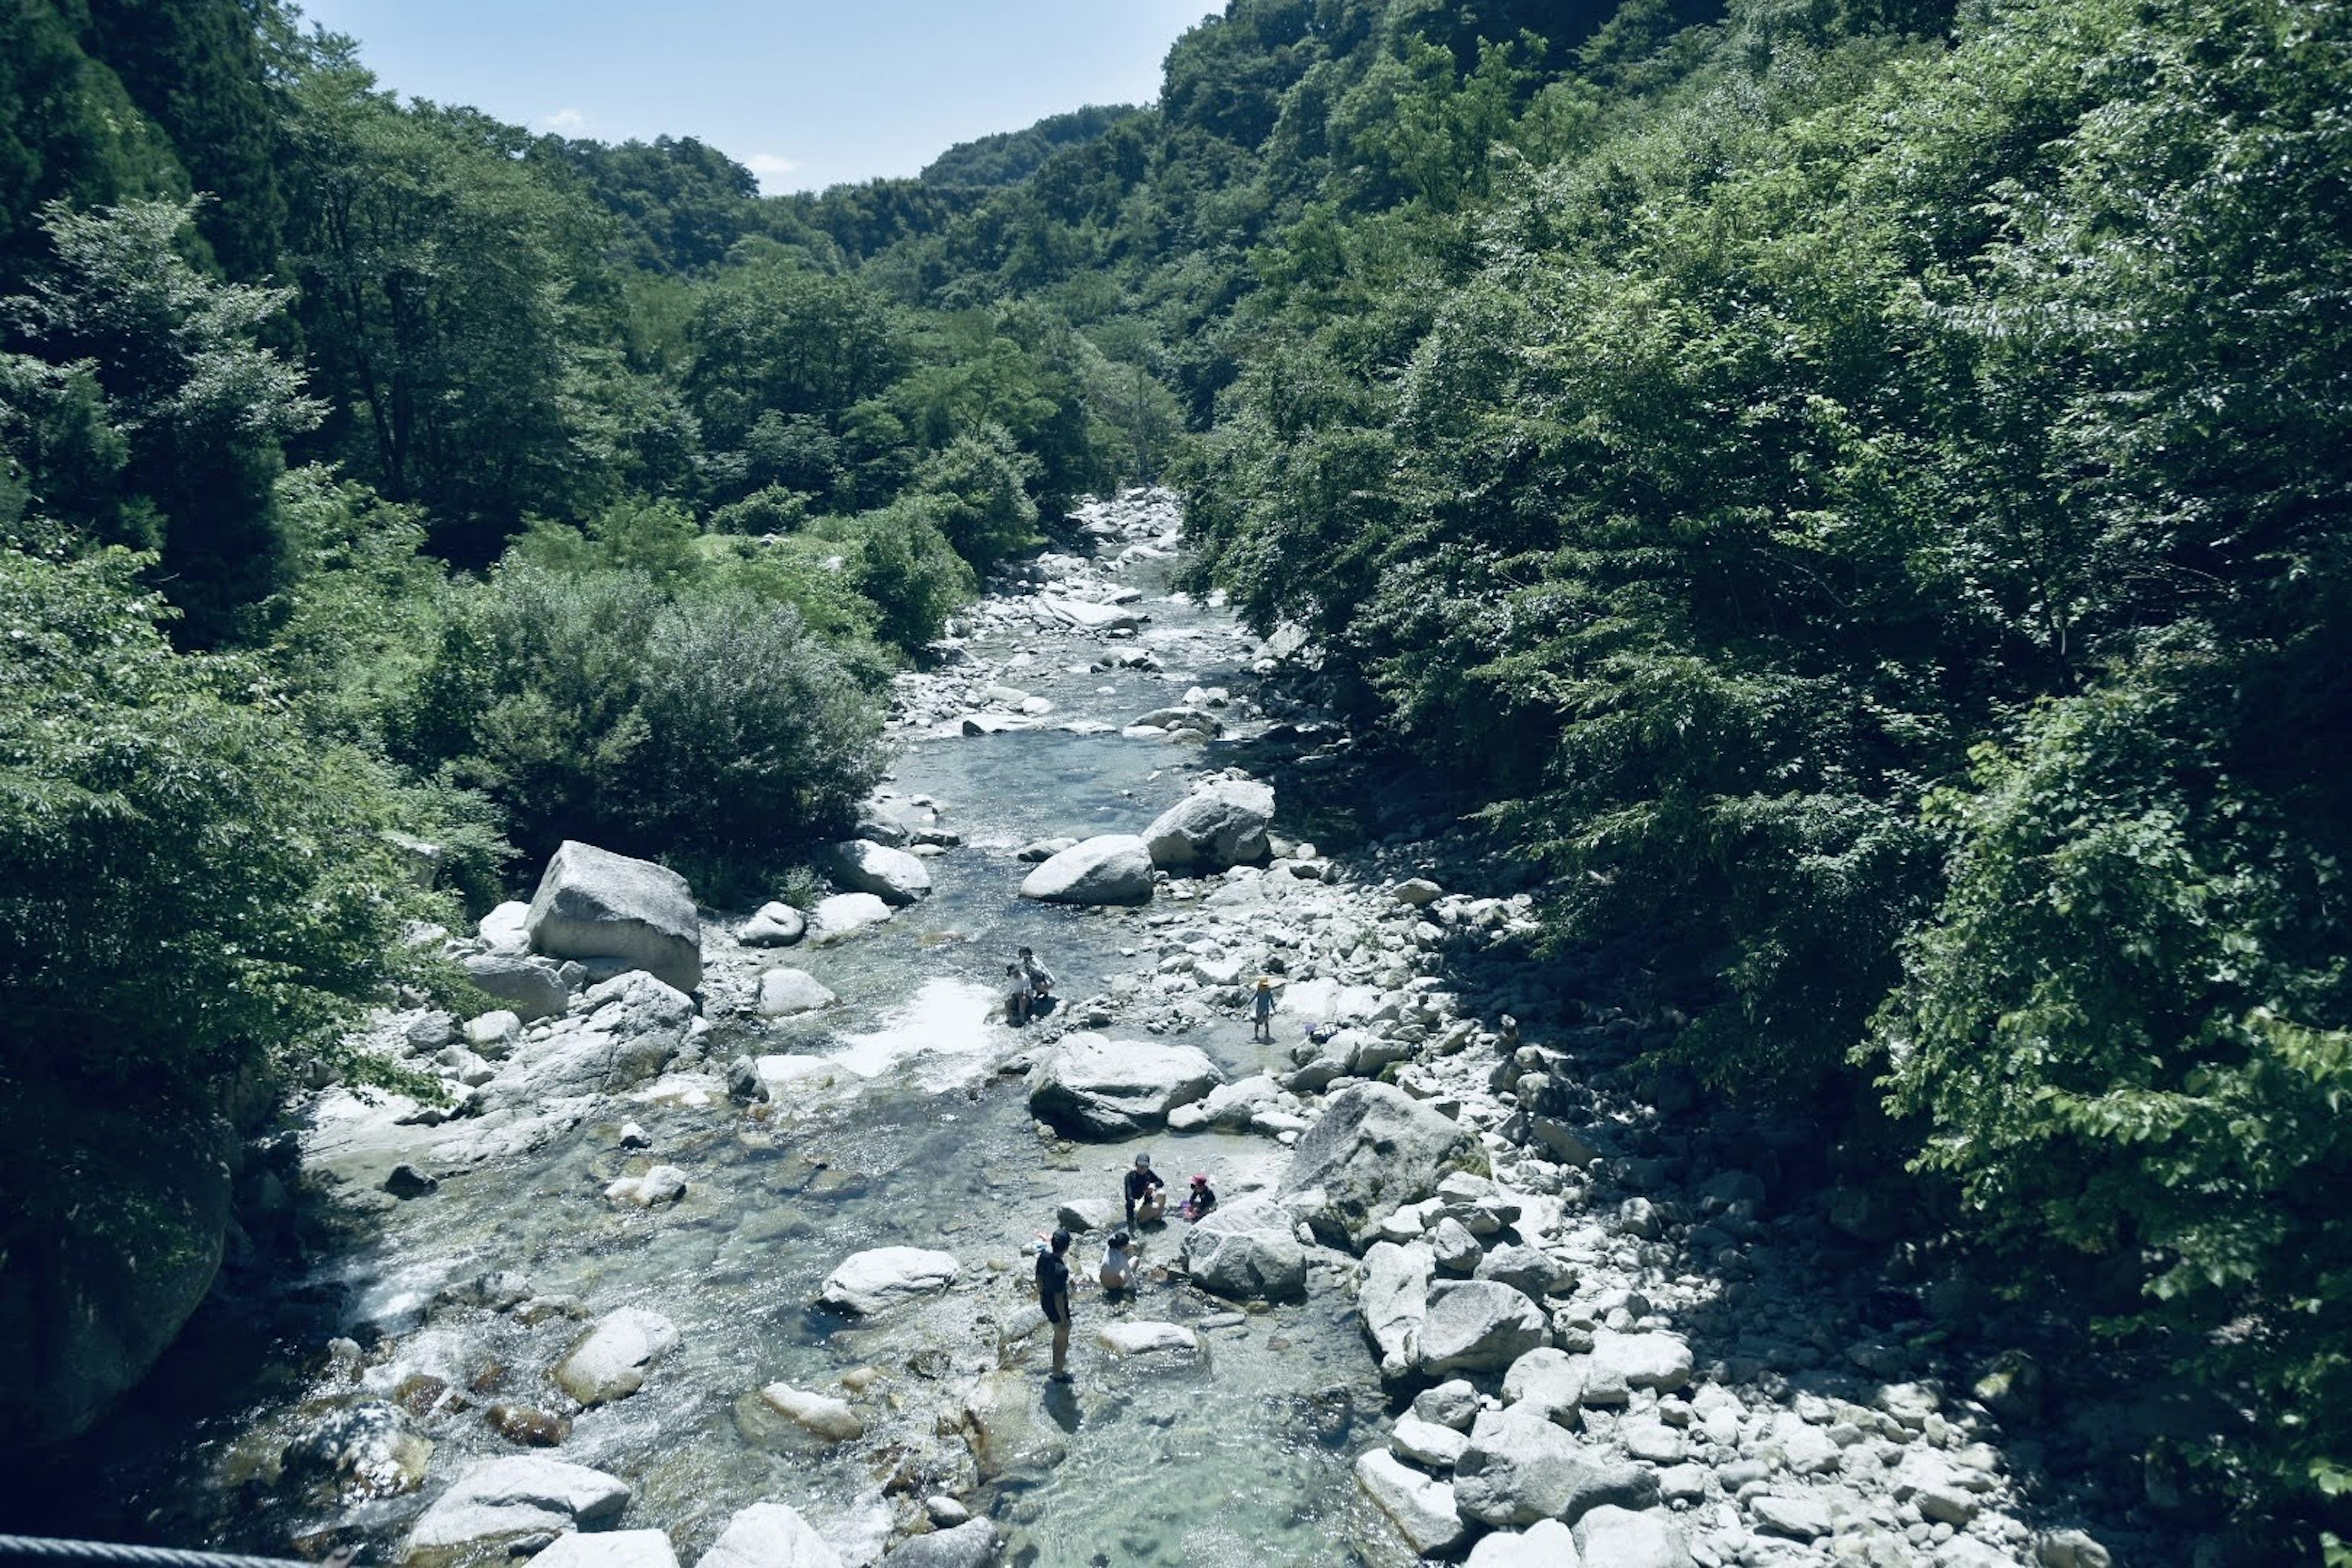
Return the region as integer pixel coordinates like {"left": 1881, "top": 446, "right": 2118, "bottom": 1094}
{"left": 17, "top": 565, "right": 1399, "bottom": 1567}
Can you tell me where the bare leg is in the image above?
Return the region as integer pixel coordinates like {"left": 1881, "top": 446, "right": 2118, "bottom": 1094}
{"left": 1050, "top": 1313, "right": 1071, "bottom": 1378}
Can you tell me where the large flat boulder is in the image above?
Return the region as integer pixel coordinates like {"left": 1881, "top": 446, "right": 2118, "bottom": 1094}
{"left": 1042, "top": 597, "right": 1142, "bottom": 633}
{"left": 757, "top": 968, "right": 837, "bottom": 1017}
{"left": 1179, "top": 1197, "right": 1306, "bottom": 1302}
{"left": 1281, "top": 1083, "right": 1487, "bottom": 1251}
{"left": 1026, "top": 1033, "right": 1222, "bottom": 1138}
{"left": 1356, "top": 1447, "right": 1467, "bottom": 1556}
{"left": 1417, "top": 1280, "right": 1549, "bottom": 1376}
{"left": 526, "top": 840, "right": 701, "bottom": 993}
{"left": 403, "top": 1455, "right": 630, "bottom": 1562}
{"left": 1358, "top": 1242, "right": 1433, "bottom": 1379}
{"left": 692, "top": 1503, "right": 843, "bottom": 1568}
{"left": 1574, "top": 1506, "right": 1694, "bottom": 1568}
{"left": 1453, "top": 1405, "right": 1659, "bottom": 1528}
{"left": 823, "top": 839, "right": 932, "bottom": 905}
{"left": 1142, "top": 778, "right": 1275, "bottom": 870}
{"left": 819, "top": 1247, "right": 960, "bottom": 1315}
{"left": 1586, "top": 1329, "right": 1694, "bottom": 1400}
{"left": 809, "top": 892, "right": 894, "bottom": 942}
{"left": 1019, "top": 835, "right": 1154, "bottom": 905}
{"left": 552, "top": 1306, "right": 679, "bottom": 1406}
{"left": 530, "top": 1533, "right": 677, "bottom": 1568}
{"left": 1467, "top": 1521, "right": 1581, "bottom": 1568}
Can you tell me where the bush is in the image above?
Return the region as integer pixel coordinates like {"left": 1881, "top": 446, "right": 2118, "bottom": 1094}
{"left": 1877, "top": 658, "right": 2352, "bottom": 1507}
{"left": 816, "top": 497, "right": 976, "bottom": 653}
{"left": 0, "top": 546, "right": 461, "bottom": 1095}
{"left": 404, "top": 562, "right": 885, "bottom": 867}
{"left": 907, "top": 422, "right": 1039, "bottom": 571}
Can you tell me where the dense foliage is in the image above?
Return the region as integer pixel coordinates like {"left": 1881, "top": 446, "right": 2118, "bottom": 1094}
{"left": 1, "top": 0, "right": 2346, "bottom": 1531}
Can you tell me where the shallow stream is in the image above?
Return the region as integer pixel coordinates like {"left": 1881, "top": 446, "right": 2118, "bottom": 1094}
{"left": 22, "top": 544, "right": 1396, "bottom": 1568}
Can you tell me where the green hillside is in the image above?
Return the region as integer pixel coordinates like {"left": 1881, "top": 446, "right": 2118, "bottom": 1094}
{"left": 2, "top": 0, "right": 2348, "bottom": 1543}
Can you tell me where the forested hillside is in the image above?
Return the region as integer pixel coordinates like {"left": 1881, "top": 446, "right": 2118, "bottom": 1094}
{"left": 3, "top": 0, "right": 2348, "bottom": 1546}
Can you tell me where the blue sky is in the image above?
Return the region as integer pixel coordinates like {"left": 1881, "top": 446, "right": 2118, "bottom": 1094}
{"left": 295, "top": 1, "right": 1219, "bottom": 194}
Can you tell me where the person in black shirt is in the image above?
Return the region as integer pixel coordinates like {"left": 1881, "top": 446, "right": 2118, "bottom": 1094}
{"left": 1124, "top": 1153, "right": 1166, "bottom": 1226}
{"left": 1035, "top": 1228, "right": 1074, "bottom": 1382}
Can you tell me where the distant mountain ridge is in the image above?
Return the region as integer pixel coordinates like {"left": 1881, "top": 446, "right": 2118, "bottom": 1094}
{"left": 918, "top": 104, "right": 1145, "bottom": 187}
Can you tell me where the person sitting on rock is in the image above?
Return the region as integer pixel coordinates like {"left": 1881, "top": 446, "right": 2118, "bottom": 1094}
{"left": 1098, "top": 1230, "right": 1136, "bottom": 1292}
{"left": 1125, "top": 1153, "right": 1167, "bottom": 1226}
{"left": 1179, "top": 1174, "right": 1217, "bottom": 1221}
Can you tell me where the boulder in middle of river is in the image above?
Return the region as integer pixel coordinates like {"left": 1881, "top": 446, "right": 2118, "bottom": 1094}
{"left": 692, "top": 1503, "right": 842, "bottom": 1568}
{"left": 552, "top": 1306, "right": 679, "bottom": 1406}
{"left": 1142, "top": 777, "right": 1275, "bottom": 870}
{"left": 822, "top": 839, "right": 932, "bottom": 905}
{"left": 402, "top": 1455, "right": 630, "bottom": 1564}
{"left": 818, "top": 1246, "right": 961, "bottom": 1315}
{"left": 1027, "top": 1033, "right": 1223, "bottom": 1137}
{"left": 1018, "top": 834, "right": 1154, "bottom": 905}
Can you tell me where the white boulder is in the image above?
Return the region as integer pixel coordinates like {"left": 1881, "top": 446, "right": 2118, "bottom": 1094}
{"left": 1142, "top": 778, "right": 1275, "bottom": 870}
{"left": 553, "top": 1308, "right": 678, "bottom": 1406}
{"left": 823, "top": 839, "right": 932, "bottom": 905}
{"left": 1355, "top": 1447, "right": 1467, "bottom": 1555}
{"left": 1019, "top": 834, "right": 1155, "bottom": 905}
{"left": 1026, "top": 1033, "right": 1222, "bottom": 1137}
{"left": 757, "top": 968, "right": 838, "bottom": 1017}
{"left": 403, "top": 1456, "right": 630, "bottom": 1560}
{"left": 525, "top": 840, "right": 701, "bottom": 993}
{"left": 692, "top": 1503, "right": 842, "bottom": 1568}
{"left": 818, "top": 1247, "right": 960, "bottom": 1315}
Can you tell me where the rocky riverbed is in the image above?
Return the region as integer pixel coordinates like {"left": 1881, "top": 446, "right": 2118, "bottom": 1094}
{"left": 19, "top": 491, "right": 2166, "bottom": 1568}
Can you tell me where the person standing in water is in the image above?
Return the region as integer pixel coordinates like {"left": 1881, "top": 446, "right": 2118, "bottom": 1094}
{"left": 1019, "top": 947, "right": 1055, "bottom": 1014}
{"left": 1251, "top": 976, "right": 1275, "bottom": 1041}
{"left": 1125, "top": 1153, "right": 1166, "bottom": 1226}
{"left": 1036, "top": 1229, "right": 1074, "bottom": 1382}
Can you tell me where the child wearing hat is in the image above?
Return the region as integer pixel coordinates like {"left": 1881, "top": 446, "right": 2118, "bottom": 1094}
{"left": 1251, "top": 976, "right": 1275, "bottom": 1040}
{"left": 1180, "top": 1173, "right": 1218, "bottom": 1221}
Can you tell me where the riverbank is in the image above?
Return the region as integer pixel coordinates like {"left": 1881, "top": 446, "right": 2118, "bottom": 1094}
{"left": 13, "top": 491, "right": 2161, "bottom": 1568}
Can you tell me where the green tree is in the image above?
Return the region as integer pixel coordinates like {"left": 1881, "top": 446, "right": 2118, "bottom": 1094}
{"left": 282, "top": 42, "right": 612, "bottom": 562}
{"left": 4, "top": 196, "right": 321, "bottom": 644}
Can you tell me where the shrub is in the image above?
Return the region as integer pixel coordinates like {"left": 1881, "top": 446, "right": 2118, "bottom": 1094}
{"left": 405, "top": 562, "right": 885, "bottom": 867}
{"left": 0, "top": 546, "right": 461, "bottom": 1096}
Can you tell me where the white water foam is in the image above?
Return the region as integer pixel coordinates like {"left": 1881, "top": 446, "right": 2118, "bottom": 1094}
{"left": 825, "top": 976, "right": 1008, "bottom": 1090}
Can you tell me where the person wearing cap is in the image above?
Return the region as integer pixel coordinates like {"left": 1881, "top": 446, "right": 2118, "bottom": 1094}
{"left": 1036, "top": 1228, "right": 1074, "bottom": 1381}
{"left": 1179, "top": 1173, "right": 1218, "bottom": 1221}
{"left": 1124, "top": 1152, "right": 1166, "bottom": 1226}
{"left": 1251, "top": 976, "right": 1275, "bottom": 1040}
